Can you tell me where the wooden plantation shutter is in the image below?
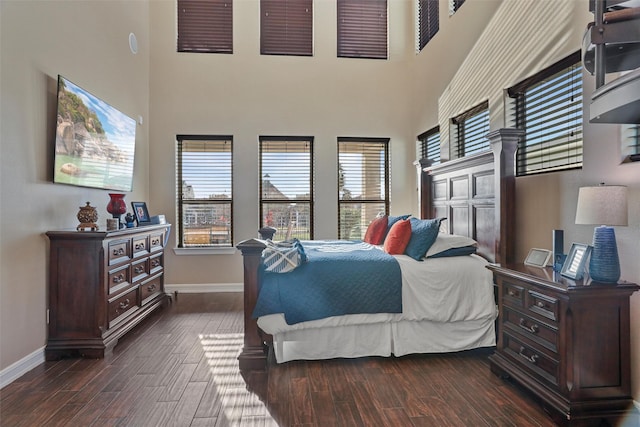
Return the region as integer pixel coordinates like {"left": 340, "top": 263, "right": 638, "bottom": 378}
{"left": 418, "top": 0, "right": 439, "bottom": 51}
{"left": 337, "top": 0, "right": 388, "bottom": 59}
{"left": 261, "top": 0, "right": 313, "bottom": 56}
{"left": 177, "top": 0, "right": 233, "bottom": 54}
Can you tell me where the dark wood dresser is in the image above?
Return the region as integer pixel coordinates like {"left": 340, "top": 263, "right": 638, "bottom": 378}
{"left": 46, "top": 224, "right": 171, "bottom": 359}
{"left": 487, "top": 263, "right": 639, "bottom": 427}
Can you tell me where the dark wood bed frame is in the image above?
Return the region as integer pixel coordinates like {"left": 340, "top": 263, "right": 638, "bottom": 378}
{"left": 236, "top": 128, "right": 523, "bottom": 372}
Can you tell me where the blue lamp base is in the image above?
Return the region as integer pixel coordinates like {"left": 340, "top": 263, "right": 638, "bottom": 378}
{"left": 589, "top": 226, "right": 620, "bottom": 283}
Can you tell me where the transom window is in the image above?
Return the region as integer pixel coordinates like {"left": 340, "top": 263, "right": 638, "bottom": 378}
{"left": 418, "top": 0, "right": 439, "bottom": 51}
{"left": 261, "top": 0, "right": 313, "bottom": 56}
{"left": 177, "top": 0, "right": 233, "bottom": 54}
{"left": 260, "top": 137, "right": 314, "bottom": 241}
{"left": 176, "top": 136, "right": 233, "bottom": 248}
{"left": 337, "top": 0, "right": 388, "bottom": 60}
{"left": 508, "top": 52, "right": 583, "bottom": 176}
{"left": 338, "top": 138, "right": 390, "bottom": 239}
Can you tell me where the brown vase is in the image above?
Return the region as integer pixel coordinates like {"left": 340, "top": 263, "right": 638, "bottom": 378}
{"left": 77, "top": 202, "right": 98, "bottom": 231}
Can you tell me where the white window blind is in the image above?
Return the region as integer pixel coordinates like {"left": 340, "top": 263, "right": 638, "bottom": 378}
{"left": 338, "top": 138, "right": 389, "bottom": 239}
{"left": 176, "top": 136, "right": 233, "bottom": 247}
{"left": 260, "top": 137, "right": 314, "bottom": 241}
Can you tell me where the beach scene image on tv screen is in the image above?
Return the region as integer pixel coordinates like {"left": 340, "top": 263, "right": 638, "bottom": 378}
{"left": 54, "top": 75, "right": 136, "bottom": 191}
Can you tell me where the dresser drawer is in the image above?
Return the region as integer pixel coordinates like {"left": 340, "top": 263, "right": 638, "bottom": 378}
{"left": 132, "top": 236, "right": 149, "bottom": 258}
{"left": 503, "top": 307, "right": 558, "bottom": 354}
{"left": 527, "top": 290, "right": 559, "bottom": 322}
{"left": 108, "top": 239, "right": 130, "bottom": 265}
{"left": 108, "top": 265, "right": 131, "bottom": 295}
{"left": 140, "top": 275, "right": 162, "bottom": 304}
{"left": 131, "top": 258, "right": 149, "bottom": 283}
{"left": 108, "top": 287, "right": 139, "bottom": 327}
{"left": 502, "top": 280, "right": 525, "bottom": 309}
{"left": 503, "top": 332, "right": 559, "bottom": 388}
{"left": 149, "top": 253, "right": 163, "bottom": 275}
{"left": 150, "top": 232, "right": 164, "bottom": 252}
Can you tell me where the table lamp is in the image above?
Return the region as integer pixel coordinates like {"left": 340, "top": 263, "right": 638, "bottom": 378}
{"left": 574, "top": 184, "right": 627, "bottom": 283}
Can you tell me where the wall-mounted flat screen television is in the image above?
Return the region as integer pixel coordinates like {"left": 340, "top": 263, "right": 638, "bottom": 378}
{"left": 54, "top": 75, "right": 136, "bottom": 191}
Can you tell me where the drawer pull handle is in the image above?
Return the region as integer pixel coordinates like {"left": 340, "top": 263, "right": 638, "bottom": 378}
{"left": 147, "top": 284, "right": 157, "bottom": 292}
{"left": 135, "top": 242, "right": 145, "bottom": 250}
{"left": 151, "top": 260, "right": 160, "bottom": 268}
{"left": 112, "top": 274, "right": 124, "bottom": 284}
{"left": 152, "top": 238, "right": 160, "bottom": 245}
{"left": 519, "top": 318, "right": 539, "bottom": 334}
{"left": 119, "top": 299, "right": 130, "bottom": 310}
{"left": 508, "top": 289, "right": 516, "bottom": 297}
{"left": 536, "top": 301, "right": 545, "bottom": 308}
{"left": 113, "top": 248, "right": 125, "bottom": 256}
{"left": 518, "top": 346, "right": 539, "bottom": 364}
{"left": 134, "top": 266, "right": 145, "bottom": 274}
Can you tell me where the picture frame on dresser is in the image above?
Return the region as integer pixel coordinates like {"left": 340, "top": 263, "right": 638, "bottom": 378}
{"left": 131, "top": 201, "right": 151, "bottom": 226}
{"left": 561, "top": 243, "right": 591, "bottom": 280}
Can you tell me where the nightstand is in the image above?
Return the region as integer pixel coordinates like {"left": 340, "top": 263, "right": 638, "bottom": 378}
{"left": 487, "top": 263, "right": 639, "bottom": 427}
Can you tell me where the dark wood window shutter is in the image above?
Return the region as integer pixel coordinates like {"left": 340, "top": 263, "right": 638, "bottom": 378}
{"left": 337, "top": 0, "right": 388, "bottom": 59}
{"left": 261, "top": 0, "right": 313, "bottom": 56}
{"left": 177, "top": 0, "right": 233, "bottom": 54}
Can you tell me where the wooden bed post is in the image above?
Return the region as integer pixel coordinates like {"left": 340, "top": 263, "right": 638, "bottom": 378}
{"left": 414, "top": 158, "right": 433, "bottom": 219}
{"left": 487, "top": 128, "right": 522, "bottom": 265}
{"left": 236, "top": 238, "right": 268, "bottom": 371}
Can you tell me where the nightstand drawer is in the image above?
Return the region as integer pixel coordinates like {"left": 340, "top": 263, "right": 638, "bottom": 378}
{"left": 527, "top": 290, "right": 559, "bottom": 322}
{"left": 502, "top": 281, "right": 525, "bottom": 309}
{"left": 503, "top": 307, "right": 558, "bottom": 354}
{"left": 503, "top": 332, "right": 559, "bottom": 388}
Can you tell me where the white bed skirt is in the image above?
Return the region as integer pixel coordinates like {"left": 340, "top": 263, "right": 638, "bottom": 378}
{"left": 265, "top": 317, "right": 496, "bottom": 363}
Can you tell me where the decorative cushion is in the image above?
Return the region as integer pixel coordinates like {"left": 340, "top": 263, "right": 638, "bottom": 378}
{"left": 426, "top": 233, "right": 478, "bottom": 258}
{"left": 383, "top": 219, "right": 412, "bottom": 255}
{"left": 363, "top": 215, "right": 388, "bottom": 245}
{"left": 404, "top": 217, "right": 442, "bottom": 261}
{"left": 262, "top": 239, "right": 307, "bottom": 273}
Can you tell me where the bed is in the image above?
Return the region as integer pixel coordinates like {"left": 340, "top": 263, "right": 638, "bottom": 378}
{"left": 236, "top": 128, "right": 522, "bottom": 371}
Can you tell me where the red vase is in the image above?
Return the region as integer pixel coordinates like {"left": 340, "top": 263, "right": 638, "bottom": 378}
{"left": 106, "top": 193, "right": 127, "bottom": 219}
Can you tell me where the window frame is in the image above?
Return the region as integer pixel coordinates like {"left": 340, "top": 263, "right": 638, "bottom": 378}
{"left": 177, "top": 0, "right": 233, "bottom": 54}
{"left": 260, "top": 0, "right": 313, "bottom": 56}
{"left": 508, "top": 51, "right": 583, "bottom": 176}
{"left": 337, "top": 137, "right": 390, "bottom": 240}
{"left": 259, "top": 136, "right": 315, "bottom": 241}
{"left": 175, "top": 135, "right": 234, "bottom": 253}
{"left": 337, "top": 0, "right": 388, "bottom": 60}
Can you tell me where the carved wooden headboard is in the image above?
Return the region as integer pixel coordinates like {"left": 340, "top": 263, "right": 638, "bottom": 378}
{"left": 417, "top": 128, "right": 522, "bottom": 265}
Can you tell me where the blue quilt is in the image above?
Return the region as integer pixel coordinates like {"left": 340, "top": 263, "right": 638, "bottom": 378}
{"left": 253, "top": 240, "right": 402, "bottom": 325}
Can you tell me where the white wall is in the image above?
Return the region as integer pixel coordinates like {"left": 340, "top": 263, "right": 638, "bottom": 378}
{"left": 0, "top": 0, "right": 150, "bottom": 376}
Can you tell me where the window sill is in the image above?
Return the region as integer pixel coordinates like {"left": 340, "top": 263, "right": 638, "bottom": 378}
{"left": 173, "top": 247, "right": 237, "bottom": 256}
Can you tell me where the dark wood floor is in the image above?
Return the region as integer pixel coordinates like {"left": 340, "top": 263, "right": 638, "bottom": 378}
{"left": 0, "top": 292, "right": 579, "bottom": 426}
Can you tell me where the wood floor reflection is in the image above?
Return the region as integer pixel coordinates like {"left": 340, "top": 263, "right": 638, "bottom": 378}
{"left": 1, "top": 292, "right": 568, "bottom": 426}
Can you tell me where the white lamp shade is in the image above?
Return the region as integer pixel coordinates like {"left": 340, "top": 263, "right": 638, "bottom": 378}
{"left": 575, "top": 185, "right": 628, "bottom": 226}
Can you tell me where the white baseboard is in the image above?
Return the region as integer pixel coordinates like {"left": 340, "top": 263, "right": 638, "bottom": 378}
{"left": 0, "top": 346, "right": 45, "bottom": 389}
{"left": 164, "top": 282, "right": 243, "bottom": 294}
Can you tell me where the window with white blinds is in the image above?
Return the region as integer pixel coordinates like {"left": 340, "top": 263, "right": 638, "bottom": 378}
{"left": 508, "top": 52, "right": 583, "bottom": 176}
{"left": 622, "top": 124, "right": 640, "bottom": 162}
{"left": 260, "top": 137, "right": 314, "bottom": 241}
{"left": 417, "top": 127, "right": 440, "bottom": 165}
{"left": 338, "top": 138, "right": 389, "bottom": 240}
{"left": 176, "top": 136, "right": 233, "bottom": 247}
{"left": 261, "top": 0, "right": 313, "bottom": 56}
{"left": 451, "top": 101, "right": 490, "bottom": 158}
{"left": 337, "top": 0, "right": 388, "bottom": 60}
{"left": 177, "top": 0, "right": 233, "bottom": 54}
{"left": 418, "top": 0, "right": 439, "bottom": 51}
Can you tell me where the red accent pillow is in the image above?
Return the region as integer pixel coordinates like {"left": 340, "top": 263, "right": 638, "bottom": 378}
{"left": 363, "top": 215, "right": 388, "bottom": 245}
{"left": 383, "top": 219, "right": 412, "bottom": 255}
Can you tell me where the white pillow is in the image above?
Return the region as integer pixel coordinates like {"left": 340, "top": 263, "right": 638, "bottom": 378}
{"left": 425, "top": 233, "right": 478, "bottom": 257}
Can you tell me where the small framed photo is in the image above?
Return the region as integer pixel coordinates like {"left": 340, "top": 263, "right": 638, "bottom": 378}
{"left": 561, "top": 243, "right": 592, "bottom": 280}
{"left": 131, "top": 201, "right": 151, "bottom": 226}
{"left": 524, "top": 248, "right": 552, "bottom": 268}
